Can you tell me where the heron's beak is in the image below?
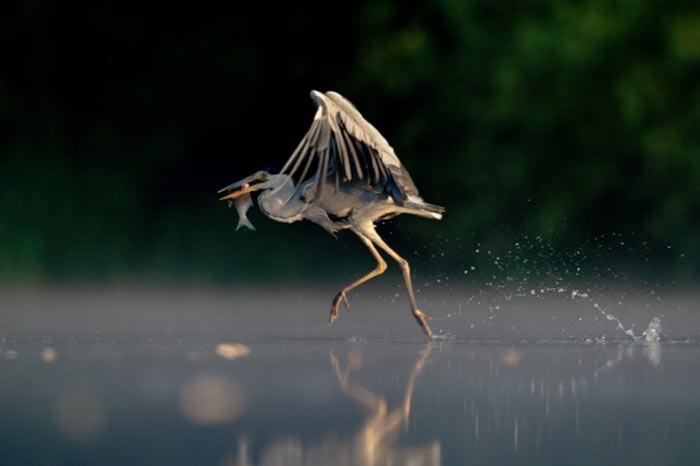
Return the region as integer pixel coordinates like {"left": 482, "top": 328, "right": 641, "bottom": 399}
{"left": 218, "top": 171, "right": 269, "bottom": 201}
{"left": 218, "top": 184, "right": 253, "bottom": 201}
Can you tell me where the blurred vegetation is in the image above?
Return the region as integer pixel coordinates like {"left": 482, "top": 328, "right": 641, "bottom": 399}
{"left": 1, "top": 0, "right": 698, "bottom": 285}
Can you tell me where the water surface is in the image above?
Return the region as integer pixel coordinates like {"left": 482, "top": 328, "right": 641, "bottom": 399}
{"left": 0, "top": 289, "right": 698, "bottom": 465}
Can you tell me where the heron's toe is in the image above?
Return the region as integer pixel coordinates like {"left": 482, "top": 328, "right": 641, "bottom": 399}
{"left": 339, "top": 291, "right": 351, "bottom": 311}
{"left": 329, "top": 292, "right": 349, "bottom": 325}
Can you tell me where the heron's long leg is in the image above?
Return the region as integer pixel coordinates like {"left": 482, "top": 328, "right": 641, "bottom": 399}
{"left": 363, "top": 228, "right": 433, "bottom": 337}
{"left": 330, "top": 232, "right": 387, "bottom": 324}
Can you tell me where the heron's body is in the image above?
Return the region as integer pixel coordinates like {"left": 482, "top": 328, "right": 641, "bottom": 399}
{"left": 219, "top": 90, "right": 444, "bottom": 337}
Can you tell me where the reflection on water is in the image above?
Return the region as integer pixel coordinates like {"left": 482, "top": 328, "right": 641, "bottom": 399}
{"left": 328, "top": 344, "right": 439, "bottom": 466}
{"left": 228, "top": 345, "right": 440, "bottom": 466}
{"left": 1, "top": 338, "right": 699, "bottom": 466}
{"left": 180, "top": 374, "right": 247, "bottom": 425}
{"left": 216, "top": 341, "right": 694, "bottom": 466}
{"left": 1, "top": 289, "right": 699, "bottom": 465}
{"left": 55, "top": 383, "right": 106, "bottom": 442}
{"left": 593, "top": 342, "right": 662, "bottom": 378}
{"left": 644, "top": 342, "right": 661, "bottom": 367}
{"left": 41, "top": 346, "right": 57, "bottom": 363}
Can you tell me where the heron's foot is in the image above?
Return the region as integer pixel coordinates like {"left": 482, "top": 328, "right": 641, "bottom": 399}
{"left": 329, "top": 291, "right": 351, "bottom": 325}
{"left": 413, "top": 309, "right": 433, "bottom": 338}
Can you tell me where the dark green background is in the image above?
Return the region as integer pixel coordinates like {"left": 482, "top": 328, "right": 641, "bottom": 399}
{"left": 2, "top": 0, "right": 699, "bottom": 284}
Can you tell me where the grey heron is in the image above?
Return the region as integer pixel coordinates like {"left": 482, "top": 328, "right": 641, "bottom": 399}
{"left": 218, "top": 90, "right": 445, "bottom": 337}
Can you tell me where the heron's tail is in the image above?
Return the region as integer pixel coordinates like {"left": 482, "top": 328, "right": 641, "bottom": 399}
{"left": 402, "top": 201, "right": 445, "bottom": 220}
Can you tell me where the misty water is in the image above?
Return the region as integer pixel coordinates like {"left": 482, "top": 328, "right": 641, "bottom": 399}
{"left": 1, "top": 288, "right": 699, "bottom": 466}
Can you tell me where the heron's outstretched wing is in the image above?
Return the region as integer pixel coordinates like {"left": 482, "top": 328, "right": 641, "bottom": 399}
{"left": 280, "top": 91, "right": 420, "bottom": 204}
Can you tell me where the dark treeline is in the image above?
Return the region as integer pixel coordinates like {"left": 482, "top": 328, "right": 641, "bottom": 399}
{"left": 1, "top": 0, "right": 699, "bottom": 284}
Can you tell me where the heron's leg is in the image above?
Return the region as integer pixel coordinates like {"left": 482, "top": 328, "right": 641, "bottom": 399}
{"left": 330, "top": 232, "right": 387, "bottom": 324}
{"left": 363, "top": 229, "right": 433, "bottom": 337}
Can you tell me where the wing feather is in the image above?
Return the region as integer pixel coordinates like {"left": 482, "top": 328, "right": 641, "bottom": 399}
{"left": 315, "top": 147, "right": 329, "bottom": 203}
{"left": 296, "top": 146, "right": 316, "bottom": 185}
{"left": 285, "top": 119, "right": 319, "bottom": 178}
{"left": 339, "top": 128, "right": 361, "bottom": 180}
{"left": 369, "top": 149, "right": 381, "bottom": 184}
{"left": 279, "top": 91, "right": 421, "bottom": 205}
{"left": 333, "top": 132, "right": 353, "bottom": 181}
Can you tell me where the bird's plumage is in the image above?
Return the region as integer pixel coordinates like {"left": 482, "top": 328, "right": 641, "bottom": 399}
{"left": 280, "top": 90, "right": 421, "bottom": 207}
{"left": 219, "top": 90, "right": 445, "bottom": 337}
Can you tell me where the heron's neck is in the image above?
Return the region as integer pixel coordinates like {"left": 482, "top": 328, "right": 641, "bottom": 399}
{"left": 257, "top": 175, "right": 306, "bottom": 223}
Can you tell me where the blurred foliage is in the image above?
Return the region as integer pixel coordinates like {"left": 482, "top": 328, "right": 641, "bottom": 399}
{"left": 1, "top": 0, "right": 698, "bottom": 284}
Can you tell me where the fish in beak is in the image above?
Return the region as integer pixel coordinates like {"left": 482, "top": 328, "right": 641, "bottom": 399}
{"left": 232, "top": 193, "right": 255, "bottom": 231}
{"left": 218, "top": 171, "right": 270, "bottom": 231}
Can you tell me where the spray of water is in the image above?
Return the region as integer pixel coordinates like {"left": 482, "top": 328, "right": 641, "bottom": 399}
{"left": 418, "top": 231, "right": 670, "bottom": 343}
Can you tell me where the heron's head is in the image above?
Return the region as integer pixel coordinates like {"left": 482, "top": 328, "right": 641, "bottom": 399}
{"left": 217, "top": 170, "right": 278, "bottom": 201}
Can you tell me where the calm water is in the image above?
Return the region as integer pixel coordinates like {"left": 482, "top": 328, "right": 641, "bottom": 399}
{"left": 1, "top": 289, "right": 699, "bottom": 465}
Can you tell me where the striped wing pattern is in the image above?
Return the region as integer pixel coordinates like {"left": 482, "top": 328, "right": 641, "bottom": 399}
{"left": 280, "top": 91, "right": 420, "bottom": 204}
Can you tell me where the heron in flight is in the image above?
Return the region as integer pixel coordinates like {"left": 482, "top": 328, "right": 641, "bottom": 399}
{"left": 218, "top": 90, "right": 444, "bottom": 337}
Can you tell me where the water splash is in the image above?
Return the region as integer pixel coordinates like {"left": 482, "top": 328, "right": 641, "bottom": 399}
{"left": 522, "top": 287, "right": 664, "bottom": 342}
{"left": 419, "top": 231, "right": 676, "bottom": 343}
{"left": 569, "top": 289, "right": 637, "bottom": 340}
{"left": 642, "top": 317, "right": 662, "bottom": 342}
{"left": 431, "top": 331, "right": 456, "bottom": 342}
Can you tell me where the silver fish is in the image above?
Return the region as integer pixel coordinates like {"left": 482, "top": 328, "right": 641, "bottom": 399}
{"left": 232, "top": 193, "right": 256, "bottom": 231}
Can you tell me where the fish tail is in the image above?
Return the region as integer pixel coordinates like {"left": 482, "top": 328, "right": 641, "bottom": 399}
{"left": 236, "top": 218, "right": 256, "bottom": 231}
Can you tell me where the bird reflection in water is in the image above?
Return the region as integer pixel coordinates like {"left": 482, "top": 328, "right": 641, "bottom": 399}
{"left": 328, "top": 343, "right": 439, "bottom": 466}
{"left": 227, "top": 343, "right": 440, "bottom": 466}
